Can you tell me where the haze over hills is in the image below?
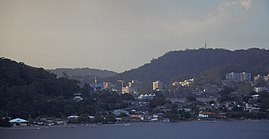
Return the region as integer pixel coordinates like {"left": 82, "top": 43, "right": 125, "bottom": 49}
{"left": 48, "top": 68, "right": 117, "bottom": 86}
{"left": 115, "top": 48, "right": 269, "bottom": 83}
{"left": 49, "top": 68, "right": 117, "bottom": 78}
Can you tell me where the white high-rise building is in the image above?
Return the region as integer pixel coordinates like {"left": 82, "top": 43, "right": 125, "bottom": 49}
{"left": 226, "top": 72, "right": 251, "bottom": 82}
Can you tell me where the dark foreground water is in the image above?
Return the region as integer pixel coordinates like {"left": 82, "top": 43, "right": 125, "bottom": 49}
{"left": 1, "top": 120, "right": 269, "bottom": 139}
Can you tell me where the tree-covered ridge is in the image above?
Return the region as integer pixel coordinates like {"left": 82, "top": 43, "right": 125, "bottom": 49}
{"left": 0, "top": 58, "right": 130, "bottom": 120}
{"left": 0, "top": 58, "right": 80, "bottom": 96}
{"left": 116, "top": 48, "right": 269, "bottom": 83}
{"left": 0, "top": 58, "right": 80, "bottom": 117}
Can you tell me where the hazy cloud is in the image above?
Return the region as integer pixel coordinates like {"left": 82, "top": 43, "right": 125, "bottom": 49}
{"left": 0, "top": 0, "right": 268, "bottom": 72}
{"left": 219, "top": 0, "right": 252, "bottom": 11}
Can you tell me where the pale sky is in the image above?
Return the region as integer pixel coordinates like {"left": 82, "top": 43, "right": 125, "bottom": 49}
{"left": 0, "top": 0, "right": 269, "bottom": 72}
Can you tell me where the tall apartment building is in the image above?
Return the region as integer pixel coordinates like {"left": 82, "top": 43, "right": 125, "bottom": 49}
{"left": 226, "top": 72, "right": 251, "bottom": 82}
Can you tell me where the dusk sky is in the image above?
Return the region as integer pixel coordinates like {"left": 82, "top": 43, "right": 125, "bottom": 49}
{"left": 0, "top": 0, "right": 268, "bottom": 72}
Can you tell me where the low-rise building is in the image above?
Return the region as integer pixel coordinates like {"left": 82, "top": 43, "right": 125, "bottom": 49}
{"left": 254, "top": 87, "right": 269, "bottom": 93}
{"left": 138, "top": 94, "right": 155, "bottom": 100}
{"left": 9, "top": 118, "right": 29, "bottom": 126}
{"left": 198, "top": 111, "right": 214, "bottom": 119}
{"left": 245, "top": 103, "right": 260, "bottom": 112}
{"left": 172, "top": 79, "right": 194, "bottom": 87}
{"left": 113, "top": 109, "right": 129, "bottom": 116}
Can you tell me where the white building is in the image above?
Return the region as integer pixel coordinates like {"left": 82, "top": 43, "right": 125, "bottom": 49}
{"left": 138, "top": 94, "right": 155, "bottom": 100}
{"left": 9, "top": 118, "right": 29, "bottom": 126}
{"left": 122, "top": 86, "right": 129, "bottom": 94}
{"left": 254, "top": 87, "right": 269, "bottom": 93}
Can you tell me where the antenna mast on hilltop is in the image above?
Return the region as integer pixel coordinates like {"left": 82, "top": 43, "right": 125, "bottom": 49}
{"left": 204, "top": 40, "right": 207, "bottom": 48}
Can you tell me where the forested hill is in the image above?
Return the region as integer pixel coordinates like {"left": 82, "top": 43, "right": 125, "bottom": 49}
{"left": 0, "top": 58, "right": 80, "bottom": 118}
{"left": 115, "top": 48, "right": 269, "bottom": 83}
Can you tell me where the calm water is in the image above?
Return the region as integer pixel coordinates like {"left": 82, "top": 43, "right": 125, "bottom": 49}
{"left": 1, "top": 120, "right": 269, "bottom": 139}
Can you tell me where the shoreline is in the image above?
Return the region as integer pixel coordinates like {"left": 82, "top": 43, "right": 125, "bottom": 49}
{"left": 1, "top": 119, "right": 269, "bottom": 130}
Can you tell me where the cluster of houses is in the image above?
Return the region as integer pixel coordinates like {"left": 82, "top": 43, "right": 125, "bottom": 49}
{"left": 4, "top": 72, "right": 269, "bottom": 127}
{"left": 3, "top": 91, "right": 266, "bottom": 127}
{"left": 3, "top": 117, "right": 69, "bottom": 127}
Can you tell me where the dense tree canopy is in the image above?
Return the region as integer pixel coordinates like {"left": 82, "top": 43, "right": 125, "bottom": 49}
{"left": 0, "top": 58, "right": 127, "bottom": 119}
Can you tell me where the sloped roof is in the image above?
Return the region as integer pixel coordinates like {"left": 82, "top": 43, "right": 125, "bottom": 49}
{"left": 9, "top": 118, "right": 28, "bottom": 123}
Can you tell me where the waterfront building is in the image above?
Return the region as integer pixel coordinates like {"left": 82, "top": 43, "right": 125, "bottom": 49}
{"left": 9, "top": 118, "right": 29, "bottom": 126}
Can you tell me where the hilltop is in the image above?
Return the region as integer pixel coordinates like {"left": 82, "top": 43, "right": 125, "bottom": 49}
{"left": 115, "top": 48, "right": 269, "bottom": 83}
